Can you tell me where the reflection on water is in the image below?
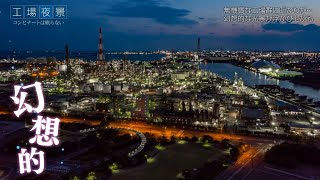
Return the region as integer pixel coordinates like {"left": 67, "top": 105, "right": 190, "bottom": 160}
{"left": 200, "top": 63, "right": 320, "bottom": 101}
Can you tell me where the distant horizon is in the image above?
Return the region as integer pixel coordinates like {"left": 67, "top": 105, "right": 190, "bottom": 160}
{"left": 2, "top": 49, "right": 320, "bottom": 53}
{"left": 2, "top": 49, "right": 320, "bottom": 60}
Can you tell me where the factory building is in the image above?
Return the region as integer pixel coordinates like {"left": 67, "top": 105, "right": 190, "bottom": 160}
{"left": 251, "top": 60, "right": 280, "bottom": 73}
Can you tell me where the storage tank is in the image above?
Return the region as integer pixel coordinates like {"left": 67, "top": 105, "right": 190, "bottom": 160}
{"left": 26, "top": 57, "right": 36, "bottom": 63}
{"left": 35, "top": 57, "right": 47, "bottom": 64}
{"left": 60, "top": 65, "right": 67, "bottom": 72}
{"left": 87, "top": 77, "right": 99, "bottom": 84}
{"left": 47, "top": 57, "right": 57, "bottom": 64}
{"left": 166, "top": 88, "right": 172, "bottom": 94}
{"left": 103, "top": 84, "right": 111, "bottom": 93}
{"left": 94, "top": 83, "right": 103, "bottom": 92}
{"left": 122, "top": 85, "right": 129, "bottom": 92}
{"left": 83, "top": 86, "right": 91, "bottom": 93}
{"left": 114, "top": 85, "right": 121, "bottom": 92}
{"left": 56, "top": 64, "right": 67, "bottom": 72}
{"left": 71, "top": 86, "right": 80, "bottom": 93}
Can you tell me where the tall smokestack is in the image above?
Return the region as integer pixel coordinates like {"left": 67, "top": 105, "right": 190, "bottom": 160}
{"left": 65, "top": 44, "right": 70, "bottom": 77}
{"left": 197, "top": 37, "right": 200, "bottom": 52}
{"left": 65, "top": 45, "right": 69, "bottom": 65}
{"left": 97, "top": 27, "right": 105, "bottom": 64}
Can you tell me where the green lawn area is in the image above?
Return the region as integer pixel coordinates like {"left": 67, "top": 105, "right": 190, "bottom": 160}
{"left": 110, "top": 142, "right": 223, "bottom": 180}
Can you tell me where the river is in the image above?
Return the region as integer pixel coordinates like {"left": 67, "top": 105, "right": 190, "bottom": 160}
{"left": 200, "top": 63, "right": 320, "bottom": 101}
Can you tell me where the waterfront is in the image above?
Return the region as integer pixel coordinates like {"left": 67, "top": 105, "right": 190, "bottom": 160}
{"left": 1, "top": 58, "right": 320, "bottom": 179}
{"left": 200, "top": 63, "right": 320, "bottom": 101}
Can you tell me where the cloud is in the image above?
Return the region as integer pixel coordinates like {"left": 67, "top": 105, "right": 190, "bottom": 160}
{"left": 262, "top": 23, "right": 320, "bottom": 32}
{"left": 102, "top": 0, "right": 197, "bottom": 25}
{"left": 207, "top": 22, "right": 217, "bottom": 26}
{"left": 205, "top": 17, "right": 217, "bottom": 26}
{"left": 128, "top": 29, "right": 137, "bottom": 32}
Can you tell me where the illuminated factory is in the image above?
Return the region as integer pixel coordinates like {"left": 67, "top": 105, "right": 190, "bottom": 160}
{"left": 251, "top": 59, "right": 280, "bottom": 73}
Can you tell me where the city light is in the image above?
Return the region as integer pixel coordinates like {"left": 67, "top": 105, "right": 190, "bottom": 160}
{"left": 1, "top": 1, "right": 320, "bottom": 179}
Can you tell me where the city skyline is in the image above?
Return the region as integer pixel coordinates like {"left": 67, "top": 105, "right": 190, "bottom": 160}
{"left": 0, "top": 1, "right": 320, "bottom": 179}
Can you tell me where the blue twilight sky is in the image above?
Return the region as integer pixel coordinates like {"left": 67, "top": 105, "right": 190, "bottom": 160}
{"left": 1, "top": 0, "right": 320, "bottom": 51}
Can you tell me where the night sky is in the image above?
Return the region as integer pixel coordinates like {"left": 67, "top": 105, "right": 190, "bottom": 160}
{"left": 1, "top": 0, "right": 320, "bottom": 51}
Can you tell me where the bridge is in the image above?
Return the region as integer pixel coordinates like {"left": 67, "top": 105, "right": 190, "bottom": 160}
{"left": 80, "top": 126, "right": 147, "bottom": 158}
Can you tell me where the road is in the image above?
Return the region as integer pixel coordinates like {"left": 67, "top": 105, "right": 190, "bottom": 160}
{"left": 110, "top": 121, "right": 245, "bottom": 141}
{"left": 108, "top": 121, "right": 280, "bottom": 180}
{"left": 58, "top": 117, "right": 277, "bottom": 146}
{"left": 107, "top": 121, "right": 292, "bottom": 180}
{"left": 215, "top": 142, "right": 272, "bottom": 180}
{"left": 0, "top": 111, "right": 10, "bottom": 115}
{"left": 59, "top": 117, "right": 280, "bottom": 180}
{"left": 0, "top": 114, "right": 282, "bottom": 179}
